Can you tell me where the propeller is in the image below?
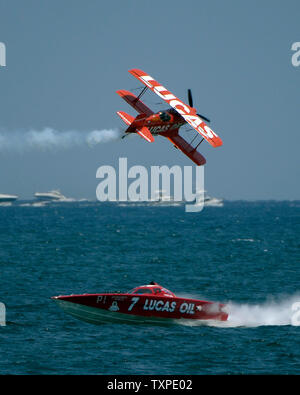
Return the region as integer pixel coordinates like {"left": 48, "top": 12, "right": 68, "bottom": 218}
{"left": 187, "top": 89, "right": 211, "bottom": 123}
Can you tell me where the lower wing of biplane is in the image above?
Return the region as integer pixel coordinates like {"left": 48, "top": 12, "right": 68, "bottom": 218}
{"left": 163, "top": 131, "right": 206, "bottom": 166}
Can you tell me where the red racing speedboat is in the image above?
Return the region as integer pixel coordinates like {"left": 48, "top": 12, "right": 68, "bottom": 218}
{"left": 52, "top": 282, "right": 228, "bottom": 325}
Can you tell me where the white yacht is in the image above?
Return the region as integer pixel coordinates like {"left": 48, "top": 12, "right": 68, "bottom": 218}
{"left": 0, "top": 193, "right": 18, "bottom": 203}
{"left": 34, "top": 190, "right": 67, "bottom": 201}
{"left": 194, "top": 190, "right": 224, "bottom": 207}
{"left": 154, "top": 189, "right": 173, "bottom": 202}
{"left": 150, "top": 190, "right": 223, "bottom": 207}
{"left": 149, "top": 189, "right": 181, "bottom": 206}
{"left": 204, "top": 194, "right": 224, "bottom": 207}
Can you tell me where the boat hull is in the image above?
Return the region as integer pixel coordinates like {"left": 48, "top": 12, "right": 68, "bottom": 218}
{"left": 52, "top": 293, "right": 228, "bottom": 325}
{"left": 0, "top": 196, "right": 18, "bottom": 203}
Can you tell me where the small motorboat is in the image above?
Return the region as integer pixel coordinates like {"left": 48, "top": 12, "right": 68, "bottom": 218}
{"left": 52, "top": 282, "right": 228, "bottom": 325}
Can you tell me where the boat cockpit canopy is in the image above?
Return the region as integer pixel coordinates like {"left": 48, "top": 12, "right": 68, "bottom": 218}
{"left": 128, "top": 284, "right": 175, "bottom": 297}
{"left": 128, "top": 287, "right": 153, "bottom": 294}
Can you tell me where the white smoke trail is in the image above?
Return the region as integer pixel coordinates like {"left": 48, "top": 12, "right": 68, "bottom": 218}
{"left": 0, "top": 128, "right": 121, "bottom": 152}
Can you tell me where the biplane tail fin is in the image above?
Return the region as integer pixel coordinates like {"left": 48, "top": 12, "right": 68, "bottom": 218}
{"left": 163, "top": 132, "right": 206, "bottom": 166}
{"left": 117, "top": 111, "right": 135, "bottom": 126}
{"left": 117, "top": 111, "right": 154, "bottom": 143}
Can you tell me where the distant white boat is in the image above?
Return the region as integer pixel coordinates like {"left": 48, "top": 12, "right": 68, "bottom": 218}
{"left": 34, "top": 190, "right": 68, "bottom": 201}
{"left": 149, "top": 189, "right": 223, "bottom": 207}
{"left": 204, "top": 194, "right": 224, "bottom": 207}
{"left": 0, "top": 193, "right": 18, "bottom": 203}
{"left": 193, "top": 190, "right": 224, "bottom": 207}
{"left": 154, "top": 189, "right": 173, "bottom": 202}
{"left": 150, "top": 189, "right": 181, "bottom": 206}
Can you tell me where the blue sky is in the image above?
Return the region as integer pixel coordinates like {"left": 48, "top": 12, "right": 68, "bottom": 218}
{"left": 0, "top": 0, "right": 299, "bottom": 200}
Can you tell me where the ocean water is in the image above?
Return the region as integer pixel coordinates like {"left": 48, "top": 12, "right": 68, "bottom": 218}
{"left": 0, "top": 201, "right": 299, "bottom": 375}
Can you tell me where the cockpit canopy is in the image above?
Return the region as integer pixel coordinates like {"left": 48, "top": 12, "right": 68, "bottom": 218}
{"left": 159, "top": 111, "right": 171, "bottom": 122}
{"left": 128, "top": 283, "right": 175, "bottom": 297}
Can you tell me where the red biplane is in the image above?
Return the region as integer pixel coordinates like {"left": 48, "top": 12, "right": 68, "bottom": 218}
{"left": 116, "top": 69, "right": 223, "bottom": 166}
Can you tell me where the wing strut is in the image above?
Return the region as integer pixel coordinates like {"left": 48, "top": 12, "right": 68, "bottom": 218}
{"left": 134, "top": 86, "right": 148, "bottom": 102}
{"left": 194, "top": 137, "right": 204, "bottom": 150}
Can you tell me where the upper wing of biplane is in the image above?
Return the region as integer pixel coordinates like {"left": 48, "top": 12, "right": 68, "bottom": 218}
{"left": 128, "top": 68, "right": 223, "bottom": 148}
